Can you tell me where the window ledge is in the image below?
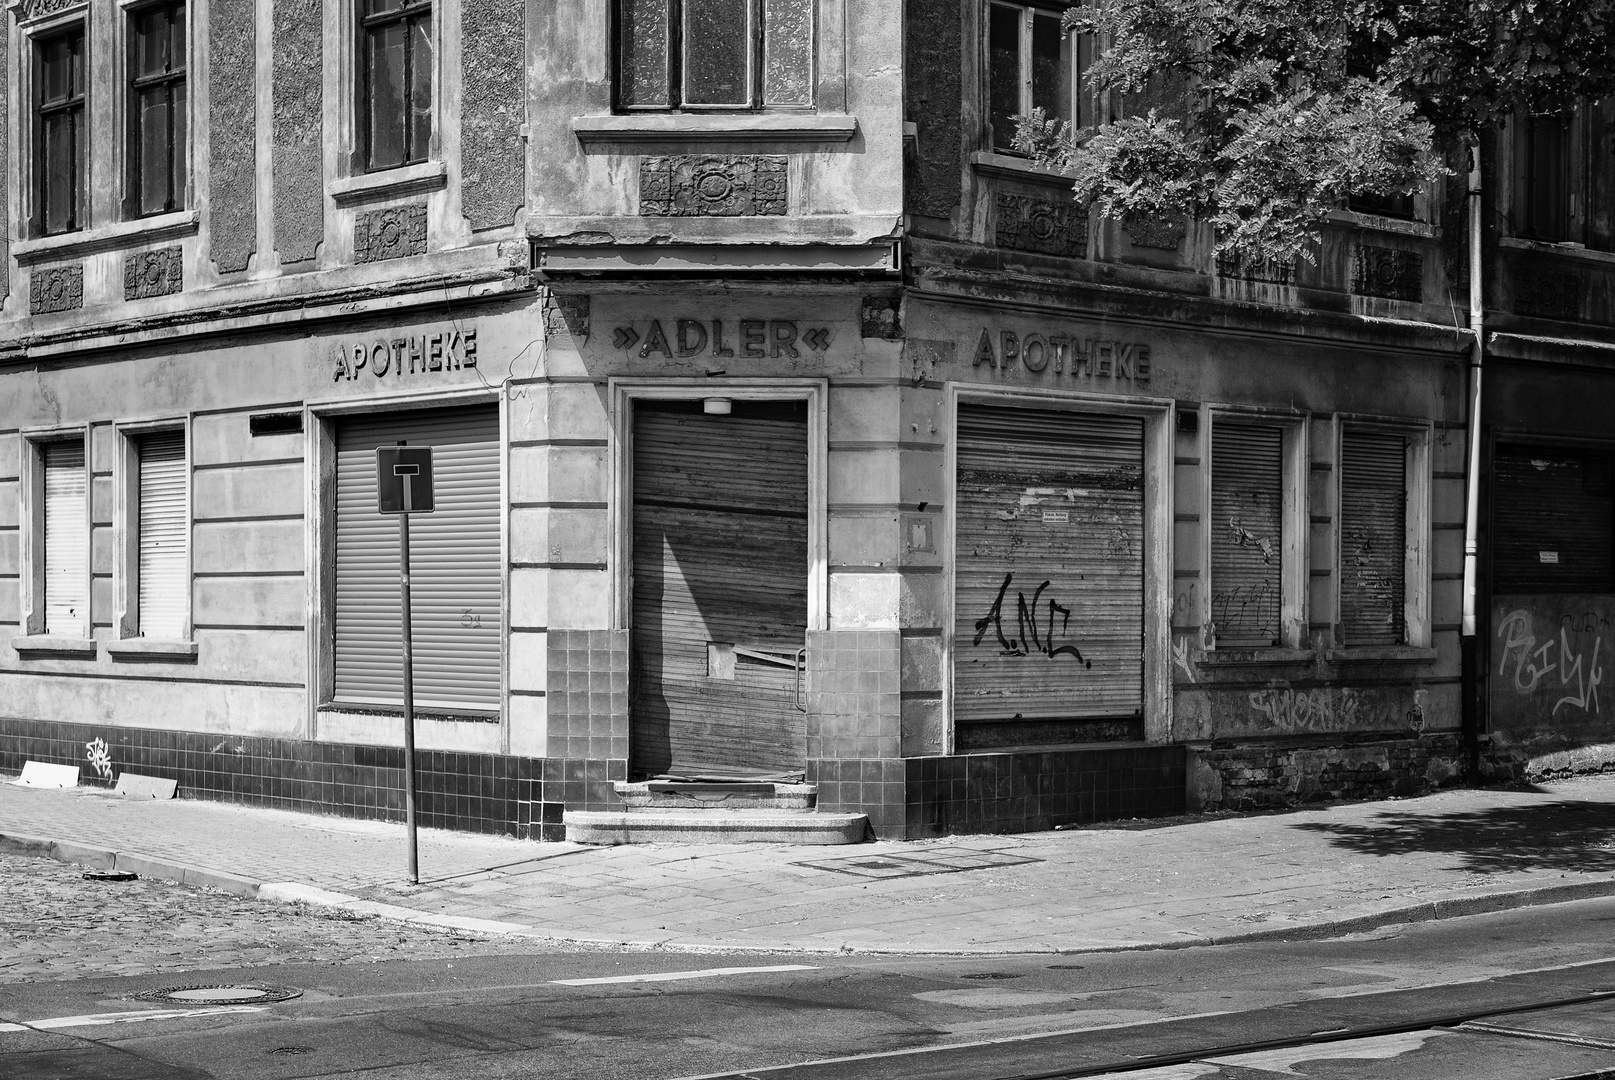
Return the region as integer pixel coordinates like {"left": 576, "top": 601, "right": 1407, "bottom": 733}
{"left": 1324, "top": 646, "right": 1439, "bottom": 665}
{"left": 12, "top": 210, "right": 200, "bottom": 265}
{"left": 970, "top": 151, "right": 1072, "bottom": 183}
{"left": 1498, "top": 236, "right": 1615, "bottom": 265}
{"left": 1325, "top": 209, "right": 1436, "bottom": 239}
{"left": 1196, "top": 648, "right": 1314, "bottom": 667}
{"left": 105, "top": 638, "right": 198, "bottom": 662}
{"left": 11, "top": 635, "right": 97, "bottom": 658}
{"left": 573, "top": 114, "right": 858, "bottom": 145}
{"left": 329, "top": 160, "right": 449, "bottom": 207}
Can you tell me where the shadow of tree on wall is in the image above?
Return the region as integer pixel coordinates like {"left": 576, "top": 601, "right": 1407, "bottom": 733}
{"left": 1288, "top": 798, "right": 1615, "bottom": 876}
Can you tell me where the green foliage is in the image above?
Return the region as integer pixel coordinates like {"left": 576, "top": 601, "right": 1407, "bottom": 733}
{"left": 1019, "top": 0, "right": 1615, "bottom": 263}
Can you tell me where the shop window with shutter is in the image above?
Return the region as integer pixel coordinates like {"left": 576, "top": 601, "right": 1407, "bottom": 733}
{"left": 1210, "top": 422, "right": 1285, "bottom": 647}
{"left": 132, "top": 429, "right": 188, "bottom": 638}
{"left": 1492, "top": 444, "right": 1615, "bottom": 594}
{"left": 1338, "top": 428, "right": 1417, "bottom": 646}
{"left": 616, "top": 0, "right": 815, "bottom": 111}
{"left": 40, "top": 439, "right": 90, "bottom": 638}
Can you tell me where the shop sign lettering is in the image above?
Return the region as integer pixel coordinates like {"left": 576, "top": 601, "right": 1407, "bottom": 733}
{"left": 610, "top": 319, "right": 834, "bottom": 359}
{"left": 333, "top": 327, "right": 477, "bottom": 382}
{"left": 974, "top": 328, "right": 1151, "bottom": 384}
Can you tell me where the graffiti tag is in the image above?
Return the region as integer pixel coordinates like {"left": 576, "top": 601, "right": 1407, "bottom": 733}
{"left": 974, "top": 573, "right": 1093, "bottom": 666}
{"left": 1496, "top": 608, "right": 1603, "bottom": 716}
{"left": 1247, "top": 687, "right": 1391, "bottom": 733}
{"left": 1173, "top": 637, "right": 1196, "bottom": 682}
{"left": 85, "top": 738, "right": 113, "bottom": 780}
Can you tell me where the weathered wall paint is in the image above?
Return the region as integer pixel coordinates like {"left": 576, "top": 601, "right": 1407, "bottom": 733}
{"left": 209, "top": 0, "right": 257, "bottom": 274}
{"left": 272, "top": 0, "right": 323, "bottom": 266}
{"left": 1490, "top": 595, "right": 1613, "bottom": 743}
{"left": 460, "top": 0, "right": 526, "bottom": 231}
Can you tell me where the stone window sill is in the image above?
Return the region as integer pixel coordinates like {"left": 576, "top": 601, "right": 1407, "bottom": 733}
{"left": 1324, "top": 646, "right": 1439, "bottom": 665}
{"left": 573, "top": 114, "right": 858, "bottom": 145}
{"left": 1325, "top": 209, "right": 1436, "bottom": 239}
{"left": 329, "top": 160, "right": 449, "bottom": 207}
{"left": 970, "top": 151, "right": 1073, "bottom": 184}
{"left": 1498, "top": 236, "right": 1615, "bottom": 266}
{"left": 106, "top": 638, "right": 198, "bottom": 662}
{"left": 1195, "top": 648, "right": 1314, "bottom": 668}
{"left": 11, "top": 635, "right": 97, "bottom": 658}
{"left": 12, "top": 210, "right": 199, "bottom": 265}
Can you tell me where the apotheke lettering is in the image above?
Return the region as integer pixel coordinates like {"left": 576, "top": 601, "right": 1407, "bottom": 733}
{"left": 974, "top": 328, "right": 1151, "bottom": 383}
{"left": 334, "top": 327, "right": 477, "bottom": 381}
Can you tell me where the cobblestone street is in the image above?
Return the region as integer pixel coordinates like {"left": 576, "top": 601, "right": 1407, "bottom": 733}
{"left": 0, "top": 854, "right": 523, "bottom": 985}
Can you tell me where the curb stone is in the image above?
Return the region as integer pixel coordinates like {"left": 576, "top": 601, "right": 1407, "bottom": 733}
{"left": 6, "top": 829, "right": 1615, "bottom": 956}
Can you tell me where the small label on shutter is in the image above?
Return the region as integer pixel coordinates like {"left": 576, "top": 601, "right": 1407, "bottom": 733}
{"left": 1540, "top": 551, "right": 1560, "bottom": 564}
{"left": 1041, "top": 509, "right": 1070, "bottom": 524}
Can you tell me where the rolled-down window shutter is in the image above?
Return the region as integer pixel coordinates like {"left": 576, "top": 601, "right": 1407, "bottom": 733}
{"left": 43, "top": 440, "right": 88, "bottom": 637}
{"left": 1211, "top": 423, "right": 1283, "bottom": 647}
{"left": 1492, "top": 445, "right": 1615, "bottom": 593}
{"left": 334, "top": 405, "right": 502, "bottom": 712}
{"left": 1340, "top": 430, "right": 1406, "bottom": 645}
{"left": 137, "top": 429, "right": 188, "bottom": 638}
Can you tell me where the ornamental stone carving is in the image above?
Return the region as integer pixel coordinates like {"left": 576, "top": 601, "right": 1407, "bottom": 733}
{"left": 1215, "top": 250, "right": 1296, "bottom": 285}
{"left": 30, "top": 264, "right": 83, "bottom": 315}
{"left": 14, "top": 0, "right": 83, "bottom": 22}
{"left": 1352, "top": 245, "right": 1423, "bottom": 302}
{"left": 124, "top": 247, "right": 184, "bottom": 300}
{"left": 639, "top": 156, "right": 787, "bottom": 217}
{"left": 994, "top": 193, "right": 1088, "bottom": 258}
{"left": 354, "top": 204, "right": 428, "bottom": 263}
{"left": 543, "top": 291, "right": 590, "bottom": 345}
{"left": 1122, "top": 214, "right": 1187, "bottom": 250}
{"left": 1513, "top": 264, "right": 1581, "bottom": 321}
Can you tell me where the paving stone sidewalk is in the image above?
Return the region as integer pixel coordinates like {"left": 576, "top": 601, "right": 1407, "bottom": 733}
{"left": 3, "top": 775, "right": 1615, "bottom": 955}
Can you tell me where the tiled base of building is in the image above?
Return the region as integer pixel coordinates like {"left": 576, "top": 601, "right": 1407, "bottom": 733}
{"left": 1189, "top": 733, "right": 1465, "bottom": 811}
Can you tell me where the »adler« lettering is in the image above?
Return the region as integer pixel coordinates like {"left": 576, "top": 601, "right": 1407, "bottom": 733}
{"left": 973, "top": 328, "right": 1152, "bottom": 383}
{"left": 611, "top": 319, "right": 835, "bottom": 359}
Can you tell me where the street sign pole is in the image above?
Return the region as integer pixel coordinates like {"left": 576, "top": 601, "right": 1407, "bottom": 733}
{"left": 399, "top": 505, "right": 418, "bottom": 885}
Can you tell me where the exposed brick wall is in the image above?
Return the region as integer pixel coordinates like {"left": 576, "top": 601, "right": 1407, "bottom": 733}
{"left": 1190, "top": 734, "right": 1465, "bottom": 811}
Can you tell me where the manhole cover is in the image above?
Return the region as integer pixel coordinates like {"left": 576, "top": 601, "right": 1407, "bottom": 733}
{"left": 134, "top": 984, "right": 301, "bottom": 1005}
{"left": 83, "top": 870, "right": 138, "bottom": 882}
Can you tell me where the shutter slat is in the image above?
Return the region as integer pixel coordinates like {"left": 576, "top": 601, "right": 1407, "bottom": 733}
{"left": 1341, "top": 430, "right": 1406, "bottom": 645}
{"left": 954, "top": 405, "right": 1144, "bottom": 727}
{"left": 43, "top": 440, "right": 88, "bottom": 637}
{"left": 137, "top": 430, "right": 188, "bottom": 639}
{"left": 334, "top": 405, "right": 502, "bottom": 711}
{"left": 1211, "top": 423, "right": 1283, "bottom": 647}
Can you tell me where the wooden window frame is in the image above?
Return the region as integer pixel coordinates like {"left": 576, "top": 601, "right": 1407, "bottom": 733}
{"left": 1332, "top": 418, "right": 1432, "bottom": 652}
{"left": 612, "top": 0, "right": 816, "bottom": 113}
{"left": 112, "top": 419, "right": 192, "bottom": 645}
{"left": 1202, "top": 409, "right": 1309, "bottom": 652}
{"left": 984, "top": 0, "right": 1086, "bottom": 155}
{"left": 124, "top": 0, "right": 188, "bottom": 219}
{"left": 356, "top": 0, "right": 435, "bottom": 173}
{"left": 29, "top": 18, "right": 89, "bottom": 237}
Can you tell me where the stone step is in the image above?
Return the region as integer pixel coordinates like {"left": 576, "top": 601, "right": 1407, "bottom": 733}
{"left": 613, "top": 781, "right": 816, "bottom": 811}
{"left": 565, "top": 809, "right": 868, "bottom": 845}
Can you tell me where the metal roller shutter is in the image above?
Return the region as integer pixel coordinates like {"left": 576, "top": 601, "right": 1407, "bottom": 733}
{"left": 1211, "top": 423, "right": 1283, "bottom": 647}
{"left": 1340, "top": 429, "right": 1406, "bottom": 645}
{"left": 1492, "top": 444, "right": 1615, "bottom": 593}
{"left": 137, "top": 430, "right": 188, "bottom": 639}
{"left": 630, "top": 401, "right": 809, "bottom": 779}
{"left": 954, "top": 404, "right": 1144, "bottom": 740}
{"left": 43, "top": 440, "right": 88, "bottom": 637}
{"left": 334, "top": 404, "right": 501, "bottom": 711}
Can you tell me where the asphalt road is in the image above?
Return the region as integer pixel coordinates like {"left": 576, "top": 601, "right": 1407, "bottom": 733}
{"left": 4, "top": 853, "right": 1615, "bottom": 1079}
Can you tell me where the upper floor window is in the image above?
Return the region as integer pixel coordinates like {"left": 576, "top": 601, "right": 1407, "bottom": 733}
{"left": 1514, "top": 113, "right": 1574, "bottom": 243}
{"left": 360, "top": 0, "right": 433, "bottom": 170}
{"left": 616, "top": 0, "right": 815, "bottom": 111}
{"left": 1347, "top": 189, "right": 1416, "bottom": 221}
{"left": 34, "top": 24, "right": 87, "bottom": 236}
{"left": 128, "top": 1, "right": 187, "bottom": 217}
{"left": 987, "top": 2, "right": 1084, "bottom": 154}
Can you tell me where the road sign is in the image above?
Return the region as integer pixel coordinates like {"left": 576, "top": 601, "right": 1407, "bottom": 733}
{"left": 376, "top": 446, "right": 435, "bottom": 514}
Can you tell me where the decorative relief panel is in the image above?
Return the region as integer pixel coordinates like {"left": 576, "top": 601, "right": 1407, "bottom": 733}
{"left": 15, "top": 0, "right": 83, "bottom": 21}
{"left": 123, "top": 247, "right": 184, "bottom": 300}
{"left": 543, "top": 292, "right": 590, "bottom": 345}
{"left": 30, "top": 264, "right": 83, "bottom": 315}
{"left": 1215, "top": 250, "right": 1296, "bottom": 285}
{"left": 354, "top": 204, "right": 427, "bottom": 263}
{"left": 995, "top": 193, "right": 1088, "bottom": 258}
{"left": 639, "top": 156, "right": 788, "bottom": 217}
{"left": 1513, "top": 264, "right": 1582, "bottom": 321}
{"left": 1123, "top": 215, "right": 1187, "bottom": 250}
{"left": 1352, "top": 245, "right": 1423, "bottom": 302}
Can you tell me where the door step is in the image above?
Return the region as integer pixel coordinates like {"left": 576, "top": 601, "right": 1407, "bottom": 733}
{"left": 564, "top": 809, "right": 868, "bottom": 846}
{"left": 614, "top": 781, "right": 817, "bottom": 811}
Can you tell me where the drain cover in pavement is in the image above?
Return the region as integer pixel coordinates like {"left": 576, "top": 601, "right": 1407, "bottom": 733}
{"left": 792, "top": 848, "right": 1042, "bottom": 879}
{"left": 268, "top": 1047, "right": 315, "bottom": 1056}
{"left": 134, "top": 984, "right": 301, "bottom": 1005}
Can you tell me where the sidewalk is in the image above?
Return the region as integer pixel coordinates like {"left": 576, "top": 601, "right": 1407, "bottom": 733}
{"left": 3, "top": 774, "right": 1615, "bottom": 955}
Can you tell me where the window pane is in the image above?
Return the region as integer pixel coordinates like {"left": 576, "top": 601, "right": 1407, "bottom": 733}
{"left": 367, "top": 22, "right": 407, "bottom": 168}
{"left": 41, "top": 35, "right": 72, "bottom": 103}
{"left": 1210, "top": 425, "right": 1284, "bottom": 647}
{"left": 683, "top": 0, "right": 751, "bottom": 107}
{"left": 618, "top": 0, "right": 671, "bottom": 108}
{"left": 1030, "top": 12, "right": 1070, "bottom": 125}
{"left": 43, "top": 114, "right": 75, "bottom": 232}
{"left": 133, "top": 9, "right": 169, "bottom": 79}
{"left": 171, "top": 5, "right": 186, "bottom": 73}
{"left": 763, "top": 0, "right": 812, "bottom": 107}
{"left": 1348, "top": 190, "right": 1415, "bottom": 219}
{"left": 138, "top": 88, "right": 170, "bottom": 214}
{"left": 173, "top": 82, "right": 188, "bottom": 206}
{"left": 1526, "top": 116, "right": 1571, "bottom": 241}
{"left": 409, "top": 12, "right": 432, "bottom": 160}
{"left": 988, "top": 5, "right": 1022, "bottom": 151}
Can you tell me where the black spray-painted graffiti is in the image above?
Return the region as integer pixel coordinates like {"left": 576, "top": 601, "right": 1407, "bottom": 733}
{"left": 1496, "top": 608, "right": 1603, "bottom": 716}
{"left": 974, "top": 573, "right": 1093, "bottom": 666}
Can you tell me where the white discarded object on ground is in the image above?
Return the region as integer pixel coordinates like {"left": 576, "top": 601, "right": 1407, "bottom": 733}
{"left": 113, "top": 773, "right": 177, "bottom": 800}
{"left": 14, "top": 761, "right": 79, "bottom": 789}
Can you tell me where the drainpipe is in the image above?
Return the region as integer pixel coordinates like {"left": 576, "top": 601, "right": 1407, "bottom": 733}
{"left": 1460, "top": 141, "right": 1484, "bottom": 779}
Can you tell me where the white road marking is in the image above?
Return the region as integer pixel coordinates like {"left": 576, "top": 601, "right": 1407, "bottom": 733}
{"left": 552, "top": 964, "right": 818, "bottom": 986}
{"left": 0, "top": 1006, "right": 265, "bottom": 1033}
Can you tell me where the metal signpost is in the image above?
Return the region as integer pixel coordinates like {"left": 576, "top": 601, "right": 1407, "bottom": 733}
{"left": 376, "top": 443, "right": 435, "bottom": 884}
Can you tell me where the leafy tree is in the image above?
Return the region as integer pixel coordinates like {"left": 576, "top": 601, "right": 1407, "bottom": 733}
{"left": 1017, "top": 0, "right": 1615, "bottom": 263}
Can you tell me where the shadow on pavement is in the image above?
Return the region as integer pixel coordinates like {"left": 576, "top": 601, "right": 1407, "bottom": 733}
{"left": 1288, "top": 797, "right": 1615, "bottom": 875}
